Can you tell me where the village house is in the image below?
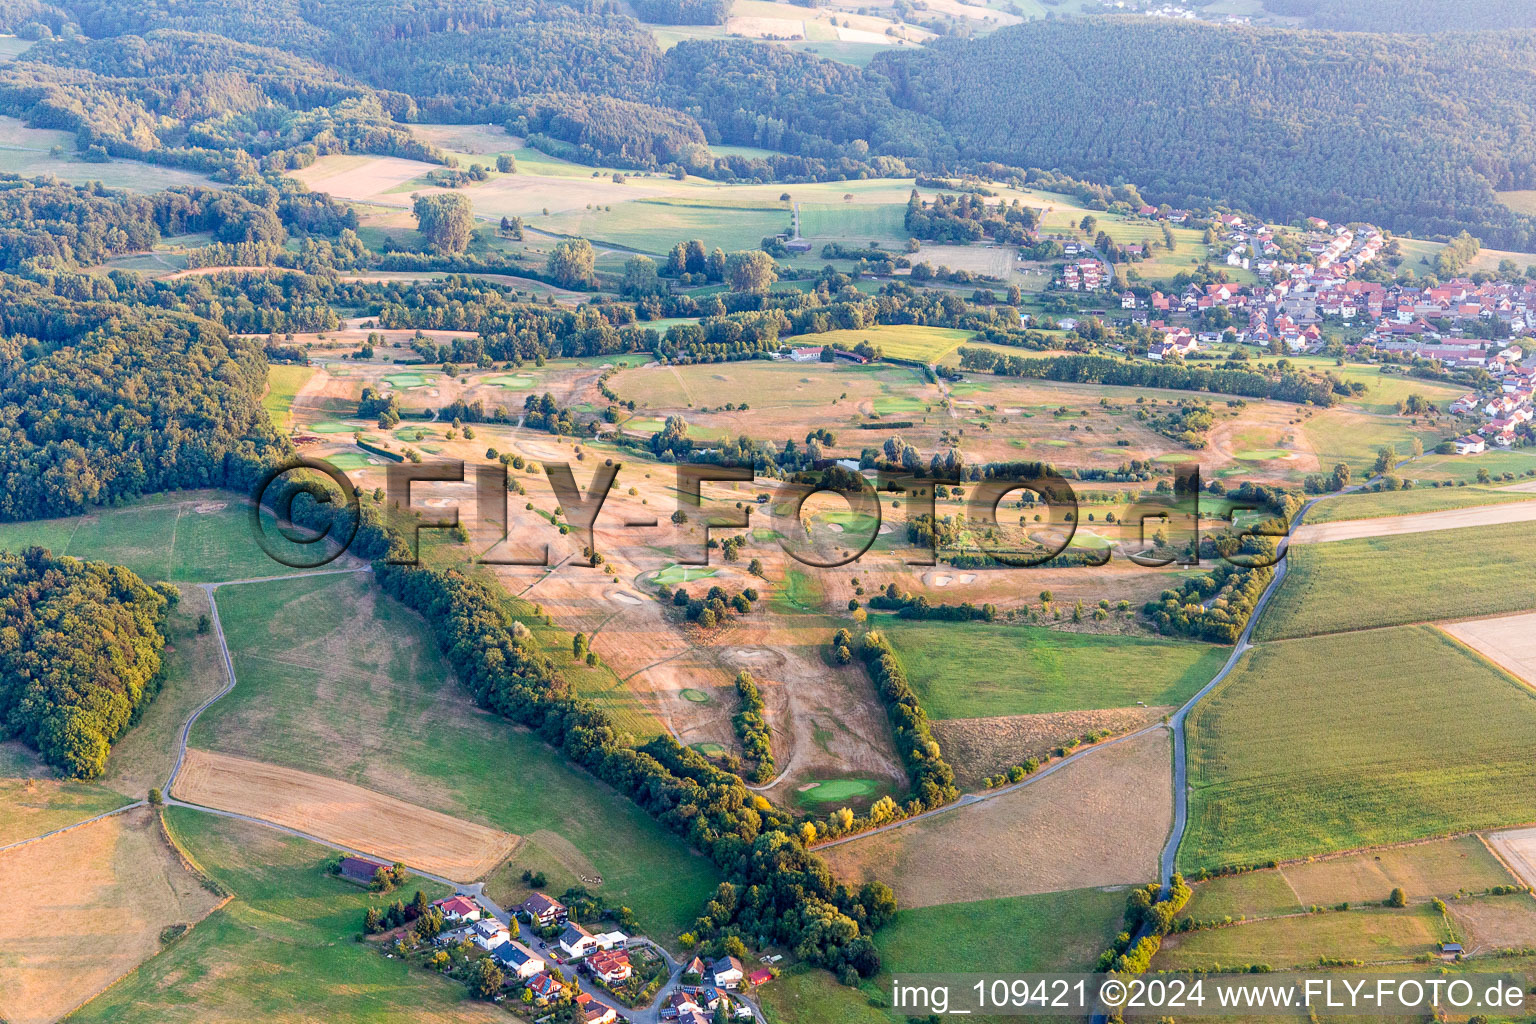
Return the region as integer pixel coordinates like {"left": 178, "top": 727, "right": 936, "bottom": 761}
{"left": 492, "top": 939, "right": 545, "bottom": 980}
{"left": 710, "top": 955, "right": 745, "bottom": 989}
{"left": 446, "top": 917, "right": 508, "bottom": 951}
{"left": 526, "top": 970, "right": 564, "bottom": 1003}
{"left": 432, "top": 895, "right": 481, "bottom": 924}
{"left": 520, "top": 893, "right": 567, "bottom": 927}
{"left": 587, "top": 948, "right": 632, "bottom": 985}
{"left": 1454, "top": 435, "right": 1487, "bottom": 455}
{"left": 559, "top": 921, "right": 599, "bottom": 958}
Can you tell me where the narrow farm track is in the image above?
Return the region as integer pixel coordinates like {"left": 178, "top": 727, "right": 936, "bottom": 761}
{"left": 164, "top": 561, "right": 767, "bottom": 1022}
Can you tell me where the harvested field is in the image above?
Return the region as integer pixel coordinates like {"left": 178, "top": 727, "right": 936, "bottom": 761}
{"left": 1442, "top": 612, "right": 1536, "bottom": 691}
{"left": 1292, "top": 499, "right": 1536, "bottom": 544}
{"left": 1486, "top": 827, "right": 1536, "bottom": 890}
{"left": 932, "top": 706, "right": 1171, "bottom": 789}
{"left": 73, "top": 808, "right": 497, "bottom": 1024}
{"left": 172, "top": 748, "right": 519, "bottom": 882}
{"left": 0, "top": 807, "right": 223, "bottom": 1024}
{"left": 820, "top": 728, "right": 1171, "bottom": 907}
{"left": 1279, "top": 835, "right": 1515, "bottom": 908}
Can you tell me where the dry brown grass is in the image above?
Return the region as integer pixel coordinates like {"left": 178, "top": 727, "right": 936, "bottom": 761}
{"left": 171, "top": 749, "right": 520, "bottom": 882}
{"left": 1293, "top": 500, "right": 1536, "bottom": 544}
{"left": 820, "top": 728, "right": 1172, "bottom": 907}
{"left": 1446, "top": 891, "right": 1536, "bottom": 950}
{"left": 1441, "top": 612, "right": 1536, "bottom": 691}
{"left": 933, "top": 707, "right": 1172, "bottom": 789}
{"left": 0, "top": 807, "right": 224, "bottom": 1024}
{"left": 1277, "top": 835, "right": 1516, "bottom": 908}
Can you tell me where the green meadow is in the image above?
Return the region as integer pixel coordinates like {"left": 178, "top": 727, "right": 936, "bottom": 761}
{"left": 879, "top": 619, "right": 1229, "bottom": 718}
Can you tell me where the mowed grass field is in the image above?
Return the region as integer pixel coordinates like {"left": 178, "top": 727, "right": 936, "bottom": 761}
{"left": 0, "top": 808, "right": 225, "bottom": 1024}
{"left": 1306, "top": 484, "right": 1536, "bottom": 523}
{"left": 539, "top": 199, "right": 788, "bottom": 254}
{"left": 879, "top": 618, "right": 1229, "bottom": 718}
{"left": 1182, "top": 625, "right": 1536, "bottom": 871}
{"left": 1180, "top": 835, "right": 1515, "bottom": 923}
{"left": 0, "top": 491, "right": 332, "bottom": 584}
{"left": 761, "top": 886, "right": 1127, "bottom": 1024}
{"left": 1157, "top": 902, "right": 1451, "bottom": 970}
{"left": 788, "top": 324, "right": 977, "bottom": 362}
{"left": 1257, "top": 521, "right": 1536, "bottom": 640}
{"left": 264, "top": 364, "right": 316, "bottom": 431}
{"left": 192, "top": 571, "right": 718, "bottom": 941}
{"left": 70, "top": 807, "right": 500, "bottom": 1024}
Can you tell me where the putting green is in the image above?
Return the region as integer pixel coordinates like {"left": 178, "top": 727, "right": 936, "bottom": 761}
{"left": 384, "top": 372, "right": 433, "bottom": 388}
{"left": 692, "top": 742, "right": 726, "bottom": 756}
{"left": 795, "top": 778, "right": 879, "bottom": 804}
{"left": 307, "top": 419, "right": 358, "bottom": 434}
{"left": 680, "top": 689, "right": 710, "bottom": 704}
{"left": 486, "top": 374, "right": 536, "bottom": 389}
{"left": 1067, "top": 531, "right": 1113, "bottom": 550}
{"left": 654, "top": 564, "right": 719, "bottom": 586}
{"left": 323, "top": 451, "right": 382, "bottom": 470}
{"left": 1235, "top": 449, "right": 1290, "bottom": 461}
{"left": 1153, "top": 452, "right": 1196, "bottom": 463}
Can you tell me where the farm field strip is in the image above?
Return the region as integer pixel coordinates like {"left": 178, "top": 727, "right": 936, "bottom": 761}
{"left": 171, "top": 748, "right": 520, "bottom": 882}
{"left": 1181, "top": 624, "right": 1536, "bottom": 871}
{"left": 1291, "top": 498, "right": 1536, "bottom": 544}
{"left": 819, "top": 727, "right": 1172, "bottom": 907}
{"left": 1256, "top": 519, "right": 1536, "bottom": 640}
{"left": 1305, "top": 484, "right": 1536, "bottom": 524}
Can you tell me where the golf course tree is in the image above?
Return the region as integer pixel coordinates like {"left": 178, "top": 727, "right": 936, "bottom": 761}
{"left": 727, "top": 249, "right": 777, "bottom": 294}
{"left": 0, "top": 548, "right": 177, "bottom": 779}
{"left": 412, "top": 192, "right": 475, "bottom": 253}
{"left": 548, "top": 237, "right": 597, "bottom": 287}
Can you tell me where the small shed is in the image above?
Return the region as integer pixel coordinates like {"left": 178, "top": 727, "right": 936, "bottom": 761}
{"left": 338, "top": 855, "right": 387, "bottom": 884}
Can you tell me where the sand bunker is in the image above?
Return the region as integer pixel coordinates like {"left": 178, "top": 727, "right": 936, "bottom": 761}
{"left": 608, "top": 590, "right": 643, "bottom": 605}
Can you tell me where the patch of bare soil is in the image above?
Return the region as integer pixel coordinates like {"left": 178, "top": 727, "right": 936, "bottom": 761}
{"left": 820, "top": 728, "right": 1173, "bottom": 907}
{"left": 933, "top": 706, "right": 1172, "bottom": 789}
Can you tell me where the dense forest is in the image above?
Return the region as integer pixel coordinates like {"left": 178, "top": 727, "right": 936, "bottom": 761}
{"left": 873, "top": 19, "right": 1536, "bottom": 246}
{"left": 1265, "top": 0, "right": 1536, "bottom": 32}
{"left": 10, "top": 1, "right": 1536, "bottom": 242}
{"left": 0, "top": 547, "right": 175, "bottom": 778}
{"left": 0, "top": 273, "right": 289, "bottom": 520}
